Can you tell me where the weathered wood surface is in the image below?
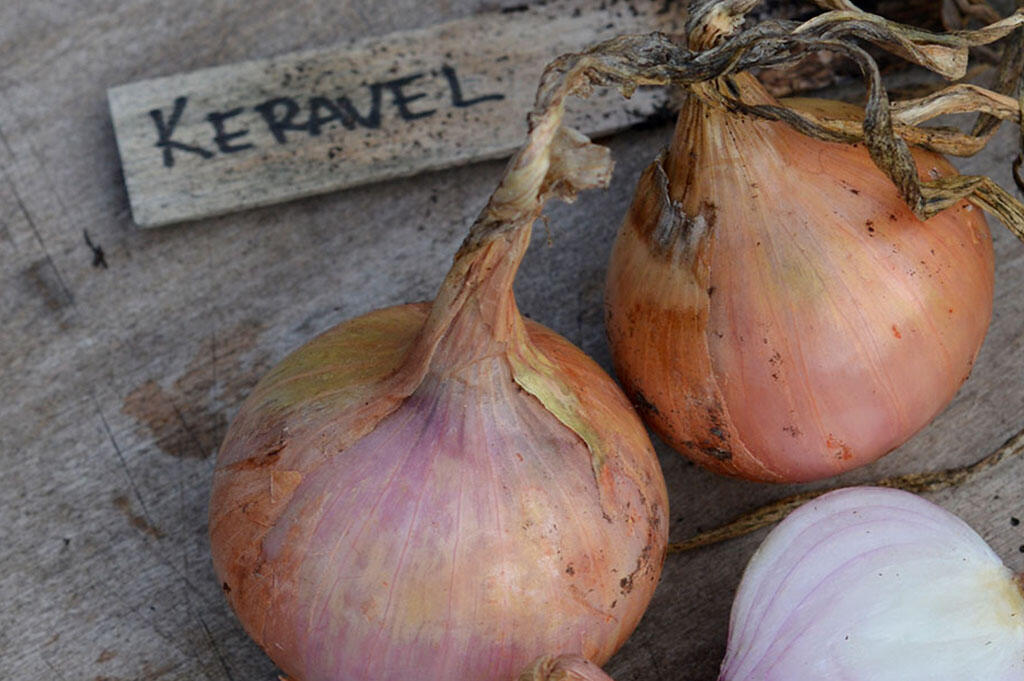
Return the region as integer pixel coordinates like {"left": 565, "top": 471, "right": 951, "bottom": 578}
{"left": 108, "top": 0, "right": 682, "bottom": 228}
{"left": 1, "top": 2, "right": 1023, "bottom": 681}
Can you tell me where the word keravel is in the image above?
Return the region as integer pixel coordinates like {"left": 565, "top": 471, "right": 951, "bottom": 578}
{"left": 150, "top": 65, "right": 504, "bottom": 167}
{"left": 108, "top": 1, "right": 679, "bottom": 226}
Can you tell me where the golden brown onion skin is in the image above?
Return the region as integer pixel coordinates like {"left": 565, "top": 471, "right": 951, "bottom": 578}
{"left": 606, "top": 87, "right": 994, "bottom": 482}
{"left": 210, "top": 302, "right": 667, "bottom": 681}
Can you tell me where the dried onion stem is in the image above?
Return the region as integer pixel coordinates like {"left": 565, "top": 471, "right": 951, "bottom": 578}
{"left": 668, "top": 425, "right": 1024, "bottom": 553}
{"left": 943, "top": 0, "right": 1005, "bottom": 29}
{"left": 516, "top": 0, "right": 1024, "bottom": 239}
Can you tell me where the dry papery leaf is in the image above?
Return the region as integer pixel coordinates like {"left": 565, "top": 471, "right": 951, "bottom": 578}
{"left": 516, "top": 0, "right": 1024, "bottom": 241}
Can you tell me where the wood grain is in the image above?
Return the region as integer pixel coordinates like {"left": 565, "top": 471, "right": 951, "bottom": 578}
{"left": 1, "top": 1, "right": 1022, "bottom": 681}
{"left": 108, "top": 0, "right": 681, "bottom": 227}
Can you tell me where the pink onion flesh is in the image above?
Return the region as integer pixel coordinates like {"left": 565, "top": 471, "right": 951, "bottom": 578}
{"left": 720, "top": 487, "right": 1024, "bottom": 681}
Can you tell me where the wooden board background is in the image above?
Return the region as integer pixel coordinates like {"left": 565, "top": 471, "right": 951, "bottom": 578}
{"left": 2, "top": 1, "right": 1023, "bottom": 680}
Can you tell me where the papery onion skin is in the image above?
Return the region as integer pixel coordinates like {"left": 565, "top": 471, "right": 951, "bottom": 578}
{"left": 209, "top": 292, "right": 668, "bottom": 681}
{"left": 605, "top": 76, "right": 994, "bottom": 482}
{"left": 518, "top": 654, "right": 617, "bottom": 681}
{"left": 719, "top": 487, "right": 1024, "bottom": 681}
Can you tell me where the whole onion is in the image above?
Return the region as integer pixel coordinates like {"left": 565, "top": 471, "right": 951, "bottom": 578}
{"left": 605, "top": 73, "right": 994, "bottom": 482}
{"left": 208, "top": 77, "right": 668, "bottom": 681}
{"left": 720, "top": 486, "right": 1024, "bottom": 680}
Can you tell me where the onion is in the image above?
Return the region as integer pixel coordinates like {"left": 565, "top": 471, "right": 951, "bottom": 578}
{"left": 208, "top": 69, "right": 668, "bottom": 681}
{"left": 605, "top": 73, "right": 995, "bottom": 482}
{"left": 518, "top": 654, "right": 617, "bottom": 681}
{"left": 720, "top": 486, "right": 1024, "bottom": 680}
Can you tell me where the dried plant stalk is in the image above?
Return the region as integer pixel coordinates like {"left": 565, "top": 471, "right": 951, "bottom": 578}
{"left": 528, "top": 1, "right": 1024, "bottom": 237}
{"left": 669, "top": 426, "right": 1024, "bottom": 553}
{"left": 698, "top": 6, "right": 1024, "bottom": 228}
{"left": 943, "top": 0, "right": 1005, "bottom": 29}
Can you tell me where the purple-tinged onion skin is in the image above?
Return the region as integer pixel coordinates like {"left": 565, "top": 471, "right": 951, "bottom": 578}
{"left": 209, "top": 298, "right": 668, "bottom": 681}
{"left": 720, "top": 487, "right": 1024, "bottom": 681}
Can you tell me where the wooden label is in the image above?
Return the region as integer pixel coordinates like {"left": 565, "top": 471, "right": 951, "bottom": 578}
{"left": 107, "top": 1, "right": 682, "bottom": 227}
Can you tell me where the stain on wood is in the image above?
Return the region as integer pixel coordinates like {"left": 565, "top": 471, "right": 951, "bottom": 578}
{"left": 22, "top": 258, "right": 74, "bottom": 312}
{"left": 112, "top": 494, "right": 166, "bottom": 539}
{"left": 121, "top": 320, "right": 270, "bottom": 459}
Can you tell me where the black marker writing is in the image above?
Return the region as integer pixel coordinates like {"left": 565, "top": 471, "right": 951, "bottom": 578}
{"left": 150, "top": 97, "right": 214, "bottom": 167}
{"left": 253, "top": 97, "right": 307, "bottom": 144}
{"left": 307, "top": 97, "right": 354, "bottom": 135}
{"left": 207, "top": 107, "right": 254, "bottom": 153}
{"left": 383, "top": 73, "right": 436, "bottom": 121}
{"left": 338, "top": 85, "right": 383, "bottom": 128}
{"left": 441, "top": 65, "right": 504, "bottom": 108}
{"left": 150, "top": 65, "right": 507, "bottom": 164}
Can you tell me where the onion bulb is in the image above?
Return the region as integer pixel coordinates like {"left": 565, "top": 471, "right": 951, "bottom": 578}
{"left": 209, "top": 80, "right": 668, "bottom": 681}
{"left": 518, "top": 654, "right": 617, "bottom": 681}
{"left": 606, "top": 74, "right": 994, "bottom": 482}
{"left": 720, "top": 486, "right": 1024, "bottom": 680}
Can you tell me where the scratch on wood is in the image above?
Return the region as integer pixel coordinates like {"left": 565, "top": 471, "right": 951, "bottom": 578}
{"left": 93, "top": 394, "right": 165, "bottom": 544}
{"left": 0, "top": 124, "right": 75, "bottom": 305}
{"left": 141, "top": 662, "right": 180, "bottom": 679}
{"left": 185, "top": 589, "right": 239, "bottom": 681}
{"left": 202, "top": 612, "right": 237, "bottom": 681}
{"left": 22, "top": 258, "right": 74, "bottom": 311}
{"left": 113, "top": 493, "right": 166, "bottom": 539}
{"left": 92, "top": 397, "right": 216, "bottom": 610}
{"left": 132, "top": 598, "right": 201, "bottom": 658}
{"left": 0, "top": 123, "right": 15, "bottom": 157}
{"left": 41, "top": 653, "right": 71, "bottom": 681}
{"left": 28, "top": 136, "right": 79, "bottom": 251}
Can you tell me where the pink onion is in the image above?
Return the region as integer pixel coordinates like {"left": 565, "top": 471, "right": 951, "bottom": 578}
{"left": 605, "top": 74, "right": 994, "bottom": 482}
{"left": 208, "top": 82, "right": 668, "bottom": 681}
{"left": 720, "top": 487, "right": 1024, "bottom": 680}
